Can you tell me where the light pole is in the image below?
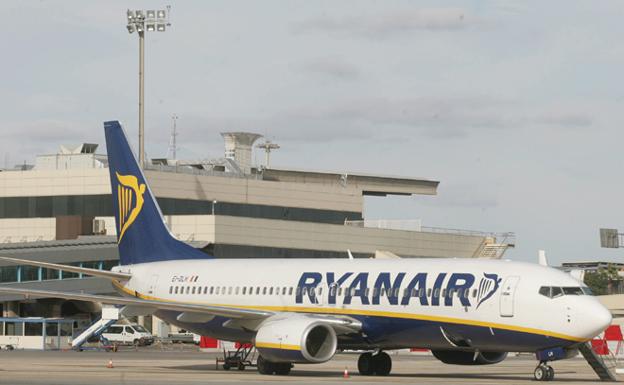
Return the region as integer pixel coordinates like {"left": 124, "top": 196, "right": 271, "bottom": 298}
{"left": 126, "top": 8, "right": 170, "bottom": 168}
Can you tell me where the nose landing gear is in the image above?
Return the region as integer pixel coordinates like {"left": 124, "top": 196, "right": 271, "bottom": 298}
{"left": 534, "top": 362, "right": 555, "bottom": 381}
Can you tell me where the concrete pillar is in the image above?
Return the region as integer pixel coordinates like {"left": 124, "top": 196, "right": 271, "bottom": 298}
{"left": 2, "top": 301, "right": 19, "bottom": 317}
{"left": 137, "top": 315, "right": 145, "bottom": 328}
{"left": 151, "top": 316, "right": 170, "bottom": 338}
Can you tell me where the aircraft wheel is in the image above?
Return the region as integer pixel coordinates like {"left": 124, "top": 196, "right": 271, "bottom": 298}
{"left": 534, "top": 364, "right": 553, "bottom": 381}
{"left": 257, "top": 355, "right": 273, "bottom": 375}
{"left": 274, "top": 363, "right": 292, "bottom": 375}
{"left": 358, "top": 353, "right": 374, "bottom": 375}
{"left": 546, "top": 365, "right": 555, "bottom": 381}
{"left": 372, "top": 352, "right": 392, "bottom": 376}
{"left": 534, "top": 365, "right": 546, "bottom": 381}
{"left": 237, "top": 362, "right": 245, "bottom": 371}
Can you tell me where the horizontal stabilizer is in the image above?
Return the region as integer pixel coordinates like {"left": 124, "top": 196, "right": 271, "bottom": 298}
{"left": 0, "top": 286, "right": 272, "bottom": 320}
{"left": 0, "top": 256, "right": 131, "bottom": 281}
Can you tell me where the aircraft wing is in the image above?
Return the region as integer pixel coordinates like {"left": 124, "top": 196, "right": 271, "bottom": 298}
{"left": 0, "top": 256, "right": 131, "bottom": 281}
{"left": 0, "top": 286, "right": 272, "bottom": 320}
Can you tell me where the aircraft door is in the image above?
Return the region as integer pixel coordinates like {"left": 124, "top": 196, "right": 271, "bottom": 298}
{"left": 499, "top": 276, "right": 520, "bottom": 317}
{"left": 148, "top": 274, "right": 159, "bottom": 295}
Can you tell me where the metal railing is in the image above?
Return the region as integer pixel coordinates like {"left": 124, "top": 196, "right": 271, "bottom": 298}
{"left": 344, "top": 220, "right": 515, "bottom": 243}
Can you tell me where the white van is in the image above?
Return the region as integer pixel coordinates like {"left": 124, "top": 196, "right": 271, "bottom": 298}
{"left": 101, "top": 324, "right": 154, "bottom": 346}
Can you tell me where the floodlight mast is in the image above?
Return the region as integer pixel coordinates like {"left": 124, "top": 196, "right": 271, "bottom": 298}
{"left": 126, "top": 7, "right": 171, "bottom": 169}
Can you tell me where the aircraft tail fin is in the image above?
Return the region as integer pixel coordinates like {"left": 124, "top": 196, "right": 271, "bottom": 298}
{"left": 104, "top": 121, "right": 212, "bottom": 265}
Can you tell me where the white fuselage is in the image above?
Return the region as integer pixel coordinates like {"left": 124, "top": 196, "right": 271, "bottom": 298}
{"left": 114, "top": 258, "right": 610, "bottom": 352}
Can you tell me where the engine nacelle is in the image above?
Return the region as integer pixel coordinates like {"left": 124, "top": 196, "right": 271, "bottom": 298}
{"left": 255, "top": 315, "right": 337, "bottom": 363}
{"left": 431, "top": 350, "right": 508, "bottom": 365}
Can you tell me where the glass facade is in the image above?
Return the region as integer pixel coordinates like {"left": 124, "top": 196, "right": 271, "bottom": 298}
{"left": 0, "top": 194, "right": 361, "bottom": 224}
{"left": 0, "top": 260, "right": 119, "bottom": 283}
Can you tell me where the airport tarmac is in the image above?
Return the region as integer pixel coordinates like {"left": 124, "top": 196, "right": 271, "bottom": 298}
{"left": 0, "top": 348, "right": 616, "bottom": 385}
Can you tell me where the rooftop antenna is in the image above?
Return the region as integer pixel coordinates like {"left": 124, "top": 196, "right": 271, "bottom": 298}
{"left": 168, "top": 114, "right": 178, "bottom": 160}
{"left": 256, "top": 138, "right": 280, "bottom": 169}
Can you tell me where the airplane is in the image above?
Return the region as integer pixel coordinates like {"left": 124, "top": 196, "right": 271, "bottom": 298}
{"left": 0, "top": 121, "right": 611, "bottom": 381}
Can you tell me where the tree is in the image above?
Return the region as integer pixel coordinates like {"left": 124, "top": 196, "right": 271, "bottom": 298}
{"left": 584, "top": 264, "right": 621, "bottom": 295}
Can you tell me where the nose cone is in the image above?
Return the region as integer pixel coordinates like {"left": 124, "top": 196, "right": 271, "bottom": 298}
{"left": 587, "top": 302, "right": 612, "bottom": 339}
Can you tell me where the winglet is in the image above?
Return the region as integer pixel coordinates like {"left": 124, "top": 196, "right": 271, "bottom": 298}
{"left": 538, "top": 250, "right": 549, "bottom": 266}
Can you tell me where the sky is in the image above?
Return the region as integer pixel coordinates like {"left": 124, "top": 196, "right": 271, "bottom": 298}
{"left": 1, "top": 1, "right": 624, "bottom": 265}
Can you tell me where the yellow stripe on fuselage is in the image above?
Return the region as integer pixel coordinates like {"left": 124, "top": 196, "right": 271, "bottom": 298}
{"left": 111, "top": 280, "right": 588, "bottom": 343}
{"left": 255, "top": 342, "right": 301, "bottom": 351}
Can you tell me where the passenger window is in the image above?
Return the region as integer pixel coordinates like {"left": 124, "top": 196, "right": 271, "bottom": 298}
{"left": 282, "top": 287, "right": 287, "bottom": 295}
{"left": 318, "top": 287, "right": 323, "bottom": 296}
{"left": 365, "top": 288, "right": 370, "bottom": 297}
{"left": 296, "top": 287, "right": 301, "bottom": 296}
{"left": 203, "top": 286, "right": 208, "bottom": 294}
{"left": 209, "top": 287, "right": 214, "bottom": 295}
{"left": 242, "top": 287, "right": 246, "bottom": 295}
{"left": 263, "top": 287, "right": 267, "bottom": 295}
{"left": 269, "top": 287, "right": 274, "bottom": 295}
{"left": 228, "top": 287, "right": 233, "bottom": 295}
{"left": 185, "top": 286, "right": 190, "bottom": 294}
{"left": 441, "top": 289, "right": 447, "bottom": 298}
{"left": 216, "top": 287, "right": 220, "bottom": 295}
{"left": 427, "top": 289, "right": 432, "bottom": 297}
{"left": 174, "top": 286, "right": 179, "bottom": 294}
{"left": 338, "top": 287, "right": 343, "bottom": 296}
{"left": 582, "top": 287, "right": 593, "bottom": 295}
{"left": 330, "top": 286, "right": 337, "bottom": 296}
{"left": 551, "top": 287, "right": 563, "bottom": 298}
{"left": 434, "top": 288, "right": 440, "bottom": 297}
{"left": 289, "top": 287, "right": 293, "bottom": 295}
{"left": 192, "top": 287, "right": 196, "bottom": 294}
{"left": 256, "top": 287, "right": 261, "bottom": 295}
{"left": 169, "top": 286, "right": 173, "bottom": 294}
{"left": 472, "top": 289, "right": 477, "bottom": 298}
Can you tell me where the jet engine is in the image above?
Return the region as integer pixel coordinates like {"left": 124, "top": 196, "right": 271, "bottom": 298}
{"left": 431, "top": 350, "right": 508, "bottom": 365}
{"left": 254, "top": 315, "right": 337, "bottom": 363}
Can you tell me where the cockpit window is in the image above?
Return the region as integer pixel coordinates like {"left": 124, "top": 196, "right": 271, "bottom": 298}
{"left": 562, "top": 287, "right": 584, "bottom": 295}
{"left": 539, "top": 286, "right": 588, "bottom": 298}
{"left": 551, "top": 286, "right": 563, "bottom": 298}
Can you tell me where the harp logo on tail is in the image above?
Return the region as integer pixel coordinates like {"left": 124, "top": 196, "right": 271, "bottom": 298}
{"left": 116, "top": 172, "right": 146, "bottom": 244}
{"left": 476, "top": 273, "right": 502, "bottom": 309}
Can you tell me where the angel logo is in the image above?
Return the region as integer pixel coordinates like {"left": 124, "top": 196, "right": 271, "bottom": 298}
{"left": 475, "top": 273, "right": 502, "bottom": 309}
{"left": 116, "top": 172, "right": 146, "bottom": 244}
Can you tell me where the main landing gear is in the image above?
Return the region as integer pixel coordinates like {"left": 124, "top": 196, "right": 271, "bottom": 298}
{"left": 256, "top": 355, "right": 292, "bottom": 375}
{"left": 357, "top": 351, "right": 392, "bottom": 376}
{"left": 534, "top": 362, "right": 555, "bottom": 381}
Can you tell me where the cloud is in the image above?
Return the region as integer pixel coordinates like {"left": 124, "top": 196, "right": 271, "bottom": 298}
{"left": 299, "top": 56, "right": 360, "bottom": 80}
{"left": 294, "top": 8, "right": 470, "bottom": 38}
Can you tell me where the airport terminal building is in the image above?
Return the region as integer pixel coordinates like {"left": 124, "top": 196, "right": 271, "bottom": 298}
{"left": 0, "top": 133, "right": 514, "bottom": 333}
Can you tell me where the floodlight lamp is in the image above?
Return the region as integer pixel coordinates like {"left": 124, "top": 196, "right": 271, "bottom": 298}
{"left": 146, "top": 10, "right": 156, "bottom": 19}
{"left": 127, "top": 24, "right": 135, "bottom": 34}
{"left": 146, "top": 23, "right": 156, "bottom": 32}
{"left": 157, "top": 23, "right": 166, "bottom": 32}
{"left": 135, "top": 10, "right": 144, "bottom": 19}
{"left": 157, "top": 10, "right": 166, "bottom": 19}
{"left": 136, "top": 23, "right": 144, "bottom": 33}
{"left": 127, "top": 9, "right": 135, "bottom": 21}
